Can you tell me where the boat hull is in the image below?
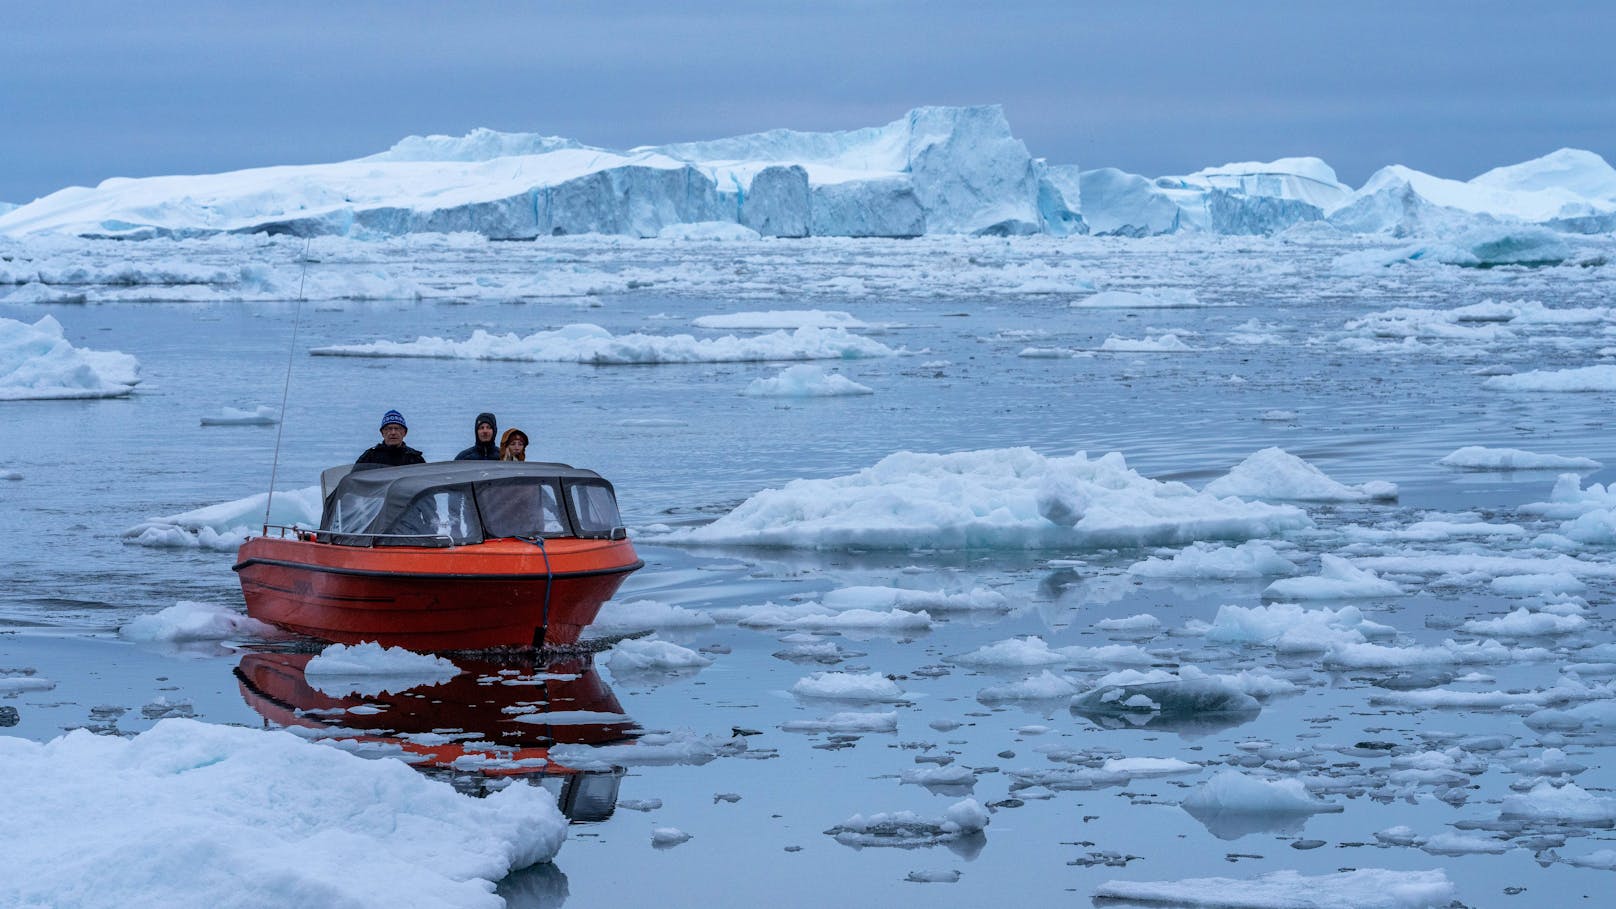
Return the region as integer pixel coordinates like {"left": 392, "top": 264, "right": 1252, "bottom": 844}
{"left": 234, "top": 535, "right": 642, "bottom": 650}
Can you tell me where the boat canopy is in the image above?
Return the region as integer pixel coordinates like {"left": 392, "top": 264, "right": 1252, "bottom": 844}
{"left": 319, "top": 461, "right": 626, "bottom": 546}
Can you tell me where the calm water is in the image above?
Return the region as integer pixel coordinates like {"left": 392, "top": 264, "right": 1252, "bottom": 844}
{"left": 3, "top": 235, "right": 1615, "bottom": 906}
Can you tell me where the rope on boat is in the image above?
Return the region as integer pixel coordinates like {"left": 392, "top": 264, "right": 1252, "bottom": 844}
{"left": 529, "top": 535, "right": 555, "bottom": 647}
{"left": 263, "top": 238, "right": 313, "bottom": 530}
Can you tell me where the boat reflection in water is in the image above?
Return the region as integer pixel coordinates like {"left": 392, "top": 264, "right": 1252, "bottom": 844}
{"left": 234, "top": 650, "right": 635, "bottom": 822}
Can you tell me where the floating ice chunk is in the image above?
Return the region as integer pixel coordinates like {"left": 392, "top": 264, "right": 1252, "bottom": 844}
{"left": 1261, "top": 409, "right": 1298, "bottom": 421}
{"left": 662, "top": 447, "right": 1310, "bottom": 550}
{"left": 123, "top": 486, "right": 322, "bottom": 551}
{"left": 312, "top": 323, "right": 898, "bottom": 365}
{"left": 1264, "top": 555, "right": 1402, "bottom": 599}
{"left": 0, "top": 675, "right": 56, "bottom": 694}
{"left": 780, "top": 711, "right": 898, "bottom": 734}
{"left": 1203, "top": 602, "right": 1393, "bottom": 652}
{"left": 651, "top": 827, "right": 693, "bottom": 848}
{"left": 1419, "top": 831, "right": 1509, "bottom": 855}
{"left": 550, "top": 730, "right": 745, "bottom": 768}
{"left": 742, "top": 364, "right": 873, "bottom": 397}
{"left": 606, "top": 638, "right": 714, "bottom": 674}
{"left": 1070, "top": 666, "right": 1274, "bottom": 730}
{"left": 119, "top": 600, "right": 278, "bottom": 643}
{"left": 823, "top": 585, "right": 1009, "bottom": 614}
{"left": 1461, "top": 606, "right": 1586, "bottom": 637}
{"left": 1018, "top": 346, "right": 1076, "bottom": 358}
{"left": 584, "top": 598, "right": 717, "bottom": 638}
{"left": 1500, "top": 781, "right": 1616, "bottom": 825}
{"left": 1486, "top": 365, "right": 1616, "bottom": 392}
{"left": 304, "top": 642, "right": 460, "bottom": 697}
{"left": 949, "top": 636, "right": 1067, "bottom": 667}
{"left": 1099, "top": 332, "right": 1197, "bottom": 352}
{"left": 199, "top": 405, "right": 279, "bottom": 426}
{"left": 977, "top": 670, "right": 1080, "bottom": 702}
{"left": 1205, "top": 447, "right": 1397, "bottom": 502}
{"left": 1182, "top": 770, "right": 1342, "bottom": 820}
{"left": 825, "top": 798, "right": 988, "bottom": 848}
{"left": 721, "top": 601, "right": 932, "bottom": 634}
{"left": 1093, "top": 868, "right": 1454, "bottom": 909}
{"left": 791, "top": 670, "right": 905, "bottom": 702}
{"left": 0, "top": 314, "right": 141, "bottom": 400}
{"left": 1439, "top": 446, "right": 1601, "bottom": 470}
{"left": 1375, "top": 825, "right": 1425, "bottom": 847}
{"left": 901, "top": 764, "right": 976, "bottom": 788}
{"left": 1071, "top": 289, "right": 1205, "bottom": 308}
{"left": 0, "top": 718, "right": 566, "bottom": 906}
{"left": 1565, "top": 849, "right": 1616, "bottom": 870}
{"left": 1325, "top": 639, "right": 1551, "bottom": 670}
{"left": 1489, "top": 573, "right": 1586, "bottom": 596}
{"left": 905, "top": 870, "right": 961, "bottom": 883}
{"left": 1101, "top": 757, "right": 1199, "bottom": 776}
{"left": 692, "top": 310, "right": 868, "bottom": 330}
{"left": 1127, "top": 540, "right": 1300, "bottom": 579}
{"left": 1095, "top": 613, "right": 1161, "bottom": 634}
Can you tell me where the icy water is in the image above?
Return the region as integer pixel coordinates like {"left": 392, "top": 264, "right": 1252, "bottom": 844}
{"left": 4, "top": 234, "right": 1616, "bottom": 906}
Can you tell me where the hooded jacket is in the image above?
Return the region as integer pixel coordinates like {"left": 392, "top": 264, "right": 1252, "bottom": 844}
{"left": 454, "top": 412, "right": 500, "bottom": 461}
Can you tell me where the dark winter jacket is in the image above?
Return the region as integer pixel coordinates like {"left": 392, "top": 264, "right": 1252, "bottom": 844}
{"left": 454, "top": 411, "right": 500, "bottom": 461}
{"left": 355, "top": 442, "right": 426, "bottom": 467}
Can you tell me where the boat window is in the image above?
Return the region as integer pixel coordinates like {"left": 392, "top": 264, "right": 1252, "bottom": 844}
{"left": 325, "top": 489, "right": 386, "bottom": 534}
{"left": 384, "top": 487, "right": 483, "bottom": 545}
{"left": 566, "top": 481, "right": 623, "bottom": 537}
{"left": 477, "top": 477, "right": 567, "bottom": 539}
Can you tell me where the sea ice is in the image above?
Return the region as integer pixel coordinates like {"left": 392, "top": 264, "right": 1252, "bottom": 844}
{"left": 304, "top": 642, "right": 461, "bottom": 697}
{"left": 1439, "top": 445, "right": 1601, "bottom": 470}
{"left": 662, "top": 447, "right": 1310, "bottom": 550}
{"left": 0, "top": 718, "right": 566, "bottom": 909}
{"left": 118, "top": 600, "right": 277, "bottom": 644}
{"left": 1127, "top": 540, "right": 1300, "bottom": 579}
{"left": 1205, "top": 447, "right": 1397, "bottom": 502}
{"left": 311, "top": 323, "right": 898, "bottom": 365}
{"left": 1093, "top": 868, "right": 1455, "bottom": 909}
{"left": 741, "top": 364, "right": 874, "bottom": 397}
{"left": 0, "top": 314, "right": 140, "bottom": 400}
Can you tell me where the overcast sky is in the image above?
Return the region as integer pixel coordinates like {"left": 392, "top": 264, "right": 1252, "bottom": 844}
{"left": 4, "top": 1, "right": 1612, "bottom": 203}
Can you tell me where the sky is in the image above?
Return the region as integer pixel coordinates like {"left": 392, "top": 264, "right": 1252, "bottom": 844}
{"left": 3, "top": 1, "right": 1614, "bottom": 204}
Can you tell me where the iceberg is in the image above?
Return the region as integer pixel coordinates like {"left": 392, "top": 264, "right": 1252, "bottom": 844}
{"left": 0, "top": 315, "right": 141, "bottom": 400}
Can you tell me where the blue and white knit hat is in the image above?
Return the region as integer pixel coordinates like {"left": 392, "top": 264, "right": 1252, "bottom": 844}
{"left": 380, "top": 409, "right": 407, "bottom": 430}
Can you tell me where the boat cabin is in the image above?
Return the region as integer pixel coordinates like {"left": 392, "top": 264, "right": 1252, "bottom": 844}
{"left": 317, "top": 461, "right": 627, "bottom": 547}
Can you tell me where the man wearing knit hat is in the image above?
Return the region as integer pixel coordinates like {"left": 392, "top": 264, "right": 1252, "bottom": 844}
{"left": 355, "top": 409, "right": 427, "bottom": 467}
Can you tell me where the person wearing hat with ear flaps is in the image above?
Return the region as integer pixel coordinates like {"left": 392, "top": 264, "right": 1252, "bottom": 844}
{"left": 355, "top": 409, "right": 427, "bottom": 467}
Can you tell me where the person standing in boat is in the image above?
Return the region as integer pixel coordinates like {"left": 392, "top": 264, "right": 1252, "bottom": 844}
{"left": 355, "top": 409, "right": 426, "bottom": 467}
{"left": 500, "top": 428, "right": 529, "bottom": 461}
{"left": 454, "top": 412, "right": 500, "bottom": 461}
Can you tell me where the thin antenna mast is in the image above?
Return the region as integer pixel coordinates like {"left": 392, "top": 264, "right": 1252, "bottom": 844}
{"left": 262, "top": 237, "right": 313, "bottom": 529}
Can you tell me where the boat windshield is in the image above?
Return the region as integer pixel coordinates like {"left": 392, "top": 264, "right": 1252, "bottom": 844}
{"left": 325, "top": 484, "right": 482, "bottom": 546}
{"left": 477, "top": 477, "right": 566, "bottom": 539}
{"left": 567, "top": 481, "right": 625, "bottom": 537}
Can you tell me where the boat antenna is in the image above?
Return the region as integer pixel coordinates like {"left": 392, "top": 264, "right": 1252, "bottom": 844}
{"left": 262, "top": 237, "right": 313, "bottom": 530}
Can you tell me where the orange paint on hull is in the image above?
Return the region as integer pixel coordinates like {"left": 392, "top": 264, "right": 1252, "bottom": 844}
{"left": 234, "top": 535, "right": 642, "bottom": 649}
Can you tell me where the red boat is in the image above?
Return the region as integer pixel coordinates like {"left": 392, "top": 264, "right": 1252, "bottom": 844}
{"left": 234, "top": 461, "right": 643, "bottom": 650}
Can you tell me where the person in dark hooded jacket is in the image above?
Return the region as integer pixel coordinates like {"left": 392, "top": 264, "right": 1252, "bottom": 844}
{"left": 454, "top": 412, "right": 500, "bottom": 461}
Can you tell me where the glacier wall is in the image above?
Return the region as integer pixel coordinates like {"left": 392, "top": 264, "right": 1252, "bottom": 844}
{"left": 0, "top": 107, "right": 1612, "bottom": 241}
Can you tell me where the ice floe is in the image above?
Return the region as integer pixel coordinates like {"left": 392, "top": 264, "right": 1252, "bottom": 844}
{"left": 304, "top": 642, "right": 461, "bottom": 697}
{"left": 119, "top": 601, "right": 277, "bottom": 644}
{"left": 1092, "top": 868, "right": 1454, "bottom": 909}
{"left": 123, "top": 486, "right": 323, "bottom": 551}
{"left": 0, "top": 718, "right": 566, "bottom": 908}
{"left": 0, "top": 314, "right": 140, "bottom": 400}
{"left": 741, "top": 364, "right": 874, "bottom": 396}
{"left": 1204, "top": 447, "right": 1397, "bottom": 502}
{"left": 1438, "top": 445, "right": 1601, "bottom": 470}
{"left": 824, "top": 798, "right": 988, "bottom": 849}
{"left": 311, "top": 323, "right": 898, "bottom": 364}
{"left": 199, "top": 405, "right": 279, "bottom": 426}
{"left": 1127, "top": 540, "right": 1300, "bottom": 579}
{"left": 661, "top": 447, "right": 1310, "bottom": 550}
{"left": 1263, "top": 555, "right": 1402, "bottom": 599}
